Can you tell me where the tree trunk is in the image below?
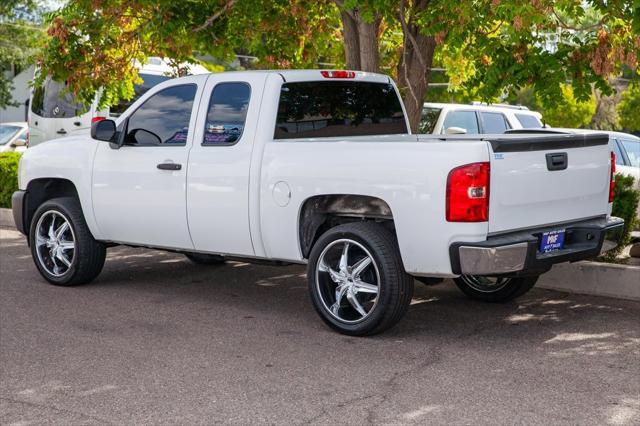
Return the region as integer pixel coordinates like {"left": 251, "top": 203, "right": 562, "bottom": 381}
{"left": 340, "top": 10, "right": 360, "bottom": 70}
{"left": 356, "top": 16, "right": 380, "bottom": 72}
{"left": 335, "top": 1, "right": 437, "bottom": 131}
{"left": 591, "top": 82, "right": 622, "bottom": 130}
{"left": 397, "top": 30, "right": 436, "bottom": 132}
{"left": 336, "top": 3, "right": 380, "bottom": 72}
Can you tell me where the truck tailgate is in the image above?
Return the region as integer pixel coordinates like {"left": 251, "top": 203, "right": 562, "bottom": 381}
{"left": 487, "top": 133, "right": 611, "bottom": 234}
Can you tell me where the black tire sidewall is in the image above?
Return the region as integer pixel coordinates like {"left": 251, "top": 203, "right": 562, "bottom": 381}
{"left": 29, "top": 200, "right": 82, "bottom": 285}
{"left": 454, "top": 275, "right": 538, "bottom": 303}
{"left": 307, "top": 224, "right": 406, "bottom": 335}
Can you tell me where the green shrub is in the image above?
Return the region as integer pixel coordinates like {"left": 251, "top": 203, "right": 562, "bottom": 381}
{"left": 604, "top": 173, "right": 640, "bottom": 259}
{"left": 0, "top": 152, "right": 21, "bottom": 208}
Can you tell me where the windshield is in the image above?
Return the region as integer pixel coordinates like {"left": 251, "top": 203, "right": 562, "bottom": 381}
{"left": 109, "top": 73, "right": 171, "bottom": 117}
{"left": 31, "top": 78, "right": 86, "bottom": 118}
{"left": 419, "top": 107, "right": 442, "bottom": 133}
{"left": 0, "top": 125, "right": 22, "bottom": 145}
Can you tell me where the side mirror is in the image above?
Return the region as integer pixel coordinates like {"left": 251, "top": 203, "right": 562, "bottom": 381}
{"left": 91, "top": 119, "right": 116, "bottom": 142}
{"left": 11, "top": 138, "right": 27, "bottom": 147}
{"left": 445, "top": 126, "right": 467, "bottom": 135}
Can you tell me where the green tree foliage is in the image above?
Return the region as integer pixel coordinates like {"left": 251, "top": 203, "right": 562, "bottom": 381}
{"left": 618, "top": 82, "right": 640, "bottom": 132}
{"left": 36, "top": 0, "right": 341, "bottom": 109}
{"left": 602, "top": 174, "right": 640, "bottom": 260}
{"left": 504, "top": 85, "right": 541, "bottom": 111}
{"left": 0, "top": 1, "right": 46, "bottom": 108}
{"left": 538, "top": 85, "right": 596, "bottom": 128}
{"left": 0, "top": 152, "right": 21, "bottom": 208}
{"left": 37, "top": 1, "right": 639, "bottom": 130}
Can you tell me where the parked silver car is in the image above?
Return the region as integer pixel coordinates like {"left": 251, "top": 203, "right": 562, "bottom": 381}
{"left": 0, "top": 122, "right": 28, "bottom": 153}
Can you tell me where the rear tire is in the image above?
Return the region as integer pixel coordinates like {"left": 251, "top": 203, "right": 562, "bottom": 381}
{"left": 184, "top": 253, "right": 225, "bottom": 265}
{"left": 454, "top": 275, "right": 538, "bottom": 303}
{"left": 307, "top": 222, "right": 414, "bottom": 336}
{"left": 29, "top": 197, "right": 106, "bottom": 286}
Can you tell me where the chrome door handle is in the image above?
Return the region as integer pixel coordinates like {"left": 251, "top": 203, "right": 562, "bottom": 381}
{"left": 157, "top": 163, "right": 182, "bottom": 171}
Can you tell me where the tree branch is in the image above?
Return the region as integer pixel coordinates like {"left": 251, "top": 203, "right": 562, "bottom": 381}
{"left": 399, "top": 0, "right": 426, "bottom": 70}
{"left": 400, "top": 34, "right": 419, "bottom": 108}
{"left": 194, "top": 0, "right": 235, "bottom": 32}
{"left": 476, "top": 21, "right": 503, "bottom": 37}
{"left": 552, "top": 9, "right": 605, "bottom": 32}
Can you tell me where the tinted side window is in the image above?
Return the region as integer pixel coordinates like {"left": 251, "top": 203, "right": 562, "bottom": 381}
{"left": 203, "top": 83, "right": 251, "bottom": 146}
{"left": 110, "top": 73, "right": 171, "bottom": 117}
{"left": 442, "top": 111, "right": 479, "bottom": 134}
{"left": 481, "top": 112, "right": 509, "bottom": 133}
{"left": 125, "top": 84, "right": 197, "bottom": 146}
{"left": 612, "top": 139, "right": 626, "bottom": 165}
{"left": 515, "top": 113, "right": 542, "bottom": 128}
{"left": 31, "top": 78, "right": 86, "bottom": 118}
{"left": 419, "top": 107, "right": 442, "bottom": 134}
{"left": 620, "top": 139, "right": 640, "bottom": 168}
{"left": 274, "top": 81, "right": 407, "bottom": 139}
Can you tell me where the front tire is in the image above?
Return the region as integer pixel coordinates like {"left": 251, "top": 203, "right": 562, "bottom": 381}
{"left": 453, "top": 275, "right": 538, "bottom": 303}
{"left": 29, "top": 197, "right": 106, "bottom": 286}
{"left": 307, "top": 222, "right": 414, "bottom": 336}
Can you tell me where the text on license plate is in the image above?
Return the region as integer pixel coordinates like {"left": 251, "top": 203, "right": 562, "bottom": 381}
{"left": 539, "top": 230, "right": 565, "bottom": 253}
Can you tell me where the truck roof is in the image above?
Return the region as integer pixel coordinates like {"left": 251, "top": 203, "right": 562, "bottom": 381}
{"left": 423, "top": 102, "right": 542, "bottom": 117}
{"left": 188, "top": 69, "right": 393, "bottom": 84}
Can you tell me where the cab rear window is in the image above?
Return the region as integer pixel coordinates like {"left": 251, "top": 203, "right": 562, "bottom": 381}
{"left": 274, "top": 81, "right": 407, "bottom": 139}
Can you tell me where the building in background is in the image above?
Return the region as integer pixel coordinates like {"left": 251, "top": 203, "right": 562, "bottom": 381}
{"left": 0, "top": 65, "right": 34, "bottom": 123}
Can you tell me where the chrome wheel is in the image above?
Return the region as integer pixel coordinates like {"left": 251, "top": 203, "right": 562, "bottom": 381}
{"left": 459, "top": 275, "right": 511, "bottom": 293}
{"left": 35, "top": 210, "right": 76, "bottom": 277}
{"left": 315, "top": 239, "right": 380, "bottom": 323}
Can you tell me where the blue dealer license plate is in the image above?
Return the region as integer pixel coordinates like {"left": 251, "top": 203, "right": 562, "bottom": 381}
{"left": 539, "top": 230, "right": 565, "bottom": 253}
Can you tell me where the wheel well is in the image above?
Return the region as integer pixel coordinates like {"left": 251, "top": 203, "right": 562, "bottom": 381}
{"left": 24, "top": 178, "right": 79, "bottom": 235}
{"left": 299, "top": 194, "right": 394, "bottom": 259}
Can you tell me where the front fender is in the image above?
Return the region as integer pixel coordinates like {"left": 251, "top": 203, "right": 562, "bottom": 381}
{"left": 19, "top": 137, "right": 103, "bottom": 239}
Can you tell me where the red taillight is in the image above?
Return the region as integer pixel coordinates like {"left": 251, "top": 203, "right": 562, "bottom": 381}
{"left": 446, "top": 162, "right": 490, "bottom": 222}
{"left": 609, "top": 151, "right": 616, "bottom": 203}
{"left": 320, "top": 70, "right": 356, "bottom": 79}
{"left": 91, "top": 116, "right": 106, "bottom": 123}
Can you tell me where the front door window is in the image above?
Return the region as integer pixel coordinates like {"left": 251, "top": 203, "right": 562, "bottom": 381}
{"left": 125, "top": 84, "right": 197, "bottom": 146}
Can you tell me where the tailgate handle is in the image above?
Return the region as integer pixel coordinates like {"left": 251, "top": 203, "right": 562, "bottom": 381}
{"left": 546, "top": 153, "right": 568, "bottom": 171}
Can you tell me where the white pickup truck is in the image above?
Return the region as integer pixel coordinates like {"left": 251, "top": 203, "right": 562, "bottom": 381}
{"left": 12, "top": 70, "right": 623, "bottom": 335}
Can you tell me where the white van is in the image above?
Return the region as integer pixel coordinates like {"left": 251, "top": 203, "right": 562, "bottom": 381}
{"left": 28, "top": 58, "right": 208, "bottom": 146}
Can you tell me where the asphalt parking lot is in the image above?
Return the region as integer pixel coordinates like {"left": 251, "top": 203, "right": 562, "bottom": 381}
{"left": 1, "top": 226, "right": 639, "bottom": 425}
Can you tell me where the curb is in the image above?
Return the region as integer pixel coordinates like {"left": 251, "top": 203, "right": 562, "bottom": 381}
{"left": 0, "top": 208, "right": 14, "bottom": 228}
{"left": 537, "top": 261, "right": 640, "bottom": 301}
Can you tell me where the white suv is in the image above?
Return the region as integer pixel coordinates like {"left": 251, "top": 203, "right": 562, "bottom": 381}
{"left": 420, "top": 102, "right": 544, "bottom": 134}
